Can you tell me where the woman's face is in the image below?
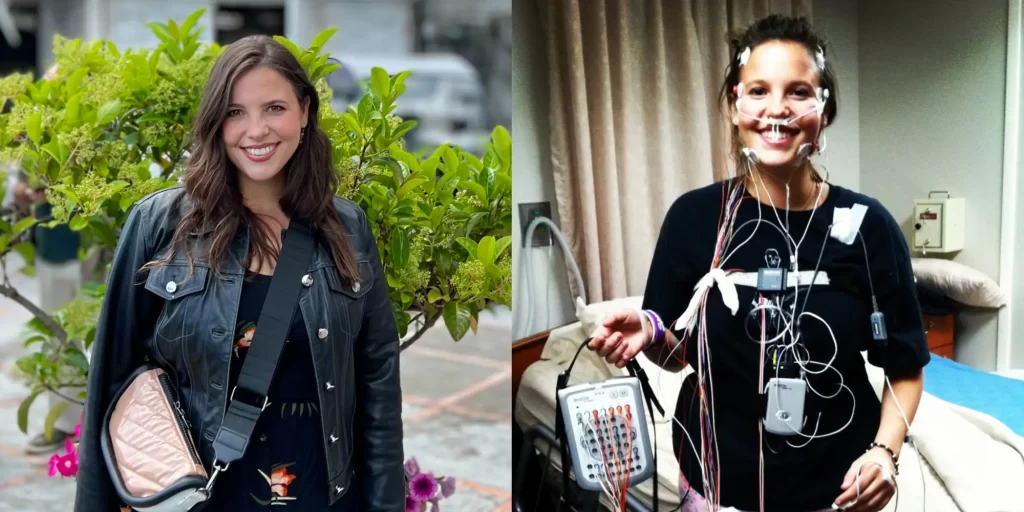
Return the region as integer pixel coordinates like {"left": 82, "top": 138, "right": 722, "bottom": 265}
{"left": 732, "top": 40, "right": 825, "bottom": 171}
{"left": 222, "top": 65, "right": 308, "bottom": 186}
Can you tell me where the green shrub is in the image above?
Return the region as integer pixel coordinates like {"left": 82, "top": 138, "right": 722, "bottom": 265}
{"left": 0, "top": 8, "right": 511, "bottom": 437}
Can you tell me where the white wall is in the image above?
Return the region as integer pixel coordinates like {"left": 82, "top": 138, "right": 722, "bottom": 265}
{"left": 858, "top": 0, "right": 1009, "bottom": 370}
{"left": 811, "top": 0, "right": 860, "bottom": 191}
{"left": 510, "top": 0, "right": 575, "bottom": 339}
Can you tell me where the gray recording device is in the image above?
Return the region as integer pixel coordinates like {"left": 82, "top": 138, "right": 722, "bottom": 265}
{"left": 556, "top": 376, "right": 656, "bottom": 492}
{"left": 763, "top": 377, "right": 807, "bottom": 436}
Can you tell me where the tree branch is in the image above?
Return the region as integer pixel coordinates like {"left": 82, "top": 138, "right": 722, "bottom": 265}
{"left": 398, "top": 313, "right": 440, "bottom": 352}
{"left": 43, "top": 385, "right": 85, "bottom": 406}
{"left": 0, "top": 282, "right": 68, "bottom": 343}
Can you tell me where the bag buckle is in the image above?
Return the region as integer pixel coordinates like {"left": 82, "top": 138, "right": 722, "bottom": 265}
{"left": 229, "top": 385, "right": 269, "bottom": 412}
{"left": 205, "top": 461, "right": 230, "bottom": 493}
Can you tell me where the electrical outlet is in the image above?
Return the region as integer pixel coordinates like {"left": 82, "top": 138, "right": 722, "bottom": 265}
{"left": 518, "top": 201, "right": 553, "bottom": 247}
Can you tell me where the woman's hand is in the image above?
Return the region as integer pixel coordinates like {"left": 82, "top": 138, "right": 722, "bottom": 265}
{"left": 586, "top": 309, "right": 650, "bottom": 368}
{"left": 833, "top": 448, "right": 897, "bottom": 511}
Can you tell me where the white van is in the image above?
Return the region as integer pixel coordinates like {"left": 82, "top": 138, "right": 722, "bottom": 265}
{"left": 327, "top": 53, "right": 490, "bottom": 155}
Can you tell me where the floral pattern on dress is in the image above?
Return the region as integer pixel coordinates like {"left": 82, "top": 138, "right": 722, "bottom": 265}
{"left": 235, "top": 321, "right": 256, "bottom": 357}
{"left": 251, "top": 463, "right": 299, "bottom": 506}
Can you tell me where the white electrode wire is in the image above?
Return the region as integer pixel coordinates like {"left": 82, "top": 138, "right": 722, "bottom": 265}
{"left": 518, "top": 216, "right": 587, "bottom": 339}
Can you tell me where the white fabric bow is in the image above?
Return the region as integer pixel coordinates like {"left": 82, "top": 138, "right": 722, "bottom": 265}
{"left": 672, "top": 268, "right": 740, "bottom": 334}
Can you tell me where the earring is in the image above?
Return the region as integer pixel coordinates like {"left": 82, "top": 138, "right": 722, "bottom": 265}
{"left": 300, "top": 128, "right": 305, "bottom": 143}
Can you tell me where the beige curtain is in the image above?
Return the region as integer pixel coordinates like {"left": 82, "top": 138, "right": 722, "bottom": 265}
{"left": 537, "top": 0, "right": 813, "bottom": 303}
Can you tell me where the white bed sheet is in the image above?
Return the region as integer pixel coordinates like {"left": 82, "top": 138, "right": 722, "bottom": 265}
{"left": 514, "top": 321, "right": 977, "bottom": 512}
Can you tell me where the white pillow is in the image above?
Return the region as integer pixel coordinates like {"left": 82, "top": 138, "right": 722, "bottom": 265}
{"left": 911, "top": 258, "right": 1006, "bottom": 308}
{"left": 576, "top": 295, "right": 644, "bottom": 335}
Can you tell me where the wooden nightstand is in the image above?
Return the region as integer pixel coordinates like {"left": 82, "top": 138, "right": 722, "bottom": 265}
{"left": 925, "top": 314, "right": 955, "bottom": 359}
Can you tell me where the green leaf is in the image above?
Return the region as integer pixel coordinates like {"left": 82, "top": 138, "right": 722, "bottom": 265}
{"left": 455, "top": 237, "right": 478, "bottom": 258}
{"left": 310, "top": 27, "right": 338, "bottom": 51}
{"left": 145, "top": 22, "right": 175, "bottom": 46}
{"left": 495, "top": 235, "right": 513, "bottom": 259}
{"left": 44, "top": 402, "right": 69, "bottom": 442}
{"left": 108, "top": 180, "right": 130, "bottom": 194}
{"left": 41, "top": 139, "right": 70, "bottom": 166}
{"left": 180, "top": 8, "right": 206, "bottom": 35}
{"left": 463, "top": 212, "right": 487, "bottom": 238}
{"left": 88, "top": 219, "right": 119, "bottom": 248}
{"left": 97, "top": 100, "right": 123, "bottom": 125}
{"left": 272, "top": 36, "right": 302, "bottom": 59}
{"left": 340, "top": 113, "right": 361, "bottom": 134}
{"left": 66, "top": 349, "right": 90, "bottom": 372}
{"left": 396, "top": 177, "right": 427, "bottom": 199}
{"left": 461, "top": 181, "right": 488, "bottom": 203}
{"left": 479, "top": 166, "right": 496, "bottom": 197}
{"left": 27, "top": 111, "right": 42, "bottom": 143}
{"left": 443, "top": 302, "right": 472, "bottom": 341}
{"left": 428, "top": 288, "right": 442, "bottom": 303}
{"left": 69, "top": 216, "right": 89, "bottom": 231}
{"left": 66, "top": 93, "right": 82, "bottom": 125}
{"left": 13, "top": 242, "right": 35, "bottom": 263}
{"left": 27, "top": 317, "right": 53, "bottom": 337}
{"left": 12, "top": 217, "right": 36, "bottom": 237}
{"left": 22, "top": 335, "right": 46, "bottom": 348}
{"left": 391, "top": 120, "right": 418, "bottom": 140}
{"left": 390, "top": 229, "right": 410, "bottom": 269}
{"left": 17, "top": 390, "right": 42, "bottom": 434}
{"left": 320, "top": 62, "right": 342, "bottom": 77}
{"left": 477, "top": 236, "right": 497, "bottom": 265}
{"left": 370, "top": 67, "right": 391, "bottom": 100}
{"left": 492, "top": 125, "right": 512, "bottom": 166}
{"left": 50, "top": 185, "right": 80, "bottom": 205}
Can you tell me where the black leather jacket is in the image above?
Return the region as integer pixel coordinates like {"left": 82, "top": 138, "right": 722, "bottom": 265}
{"left": 74, "top": 187, "right": 404, "bottom": 511}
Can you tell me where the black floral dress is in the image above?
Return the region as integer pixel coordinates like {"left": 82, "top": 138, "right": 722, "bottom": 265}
{"left": 204, "top": 274, "right": 359, "bottom": 511}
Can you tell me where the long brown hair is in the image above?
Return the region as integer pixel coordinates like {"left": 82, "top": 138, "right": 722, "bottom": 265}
{"left": 147, "top": 35, "right": 358, "bottom": 285}
{"left": 719, "top": 15, "right": 839, "bottom": 181}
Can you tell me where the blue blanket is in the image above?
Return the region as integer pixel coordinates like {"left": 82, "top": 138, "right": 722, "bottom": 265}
{"left": 922, "top": 355, "right": 1024, "bottom": 438}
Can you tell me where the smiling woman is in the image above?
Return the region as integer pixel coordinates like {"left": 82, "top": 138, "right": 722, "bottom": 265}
{"left": 74, "top": 35, "right": 405, "bottom": 512}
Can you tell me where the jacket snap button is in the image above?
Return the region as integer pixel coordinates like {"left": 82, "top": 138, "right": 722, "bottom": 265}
{"left": 329, "top": 434, "right": 338, "bottom": 443}
{"left": 335, "top": 486, "right": 343, "bottom": 494}
{"left": 318, "top": 328, "right": 328, "bottom": 339}
{"left": 352, "top": 281, "right": 361, "bottom": 293}
{"left": 165, "top": 281, "right": 177, "bottom": 293}
{"left": 325, "top": 381, "right": 335, "bottom": 390}
{"left": 260, "top": 434, "right": 267, "bottom": 442}
{"left": 301, "top": 274, "right": 313, "bottom": 287}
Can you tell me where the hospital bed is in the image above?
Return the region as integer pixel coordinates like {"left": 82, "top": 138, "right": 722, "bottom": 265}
{"left": 512, "top": 296, "right": 1024, "bottom": 512}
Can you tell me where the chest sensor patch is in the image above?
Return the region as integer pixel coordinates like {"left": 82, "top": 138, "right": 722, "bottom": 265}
{"left": 831, "top": 203, "right": 868, "bottom": 245}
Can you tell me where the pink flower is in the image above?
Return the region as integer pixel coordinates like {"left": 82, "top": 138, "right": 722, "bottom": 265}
{"left": 405, "top": 496, "right": 422, "bottom": 512}
{"left": 50, "top": 452, "right": 78, "bottom": 477}
{"left": 404, "top": 457, "right": 420, "bottom": 478}
{"left": 47, "top": 454, "right": 60, "bottom": 477}
{"left": 47, "top": 436, "right": 79, "bottom": 478}
{"left": 74, "top": 424, "right": 81, "bottom": 438}
{"left": 439, "top": 476, "right": 456, "bottom": 498}
{"left": 408, "top": 473, "right": 438, "bottom": 502}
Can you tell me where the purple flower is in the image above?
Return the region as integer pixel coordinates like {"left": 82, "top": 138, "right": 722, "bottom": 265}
{"left": 405, "top": 496, "right": 421, "bottom": 512}
{"left": 409, "top": 473, "right": 438, "bottom": 501}
{"left": 404, "top": 457, "right": 421, "bottom": 478}
{"left": 440, "top": 476, "right": 456, "bottom": 498}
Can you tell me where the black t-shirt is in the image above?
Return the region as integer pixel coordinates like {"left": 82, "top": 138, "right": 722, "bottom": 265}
{"left": 642, "top": 179, "right": 930, "bottom": 511}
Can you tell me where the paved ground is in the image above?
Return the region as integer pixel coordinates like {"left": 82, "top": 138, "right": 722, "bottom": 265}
{"left": 0, "top": 253, "right": 512, "bottom": 511}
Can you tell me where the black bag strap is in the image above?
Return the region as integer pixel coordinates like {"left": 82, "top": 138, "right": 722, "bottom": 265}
{"left": 211, "top": 220, "right": 315, "bottom": 471}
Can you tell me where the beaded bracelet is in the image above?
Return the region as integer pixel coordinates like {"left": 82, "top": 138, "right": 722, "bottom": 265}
{"left": 867, "top": 442, "right": 900, "bottom": 474}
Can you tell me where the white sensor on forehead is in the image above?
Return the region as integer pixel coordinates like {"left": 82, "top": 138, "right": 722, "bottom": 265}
{"left": 739, "top": 47, "right": 751, "bottom": 67}
{"left": 815, "top": 46, "right": 826, "bottom": 70}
